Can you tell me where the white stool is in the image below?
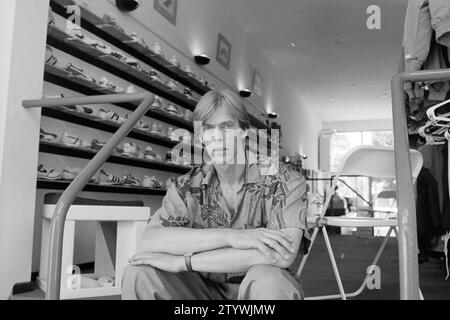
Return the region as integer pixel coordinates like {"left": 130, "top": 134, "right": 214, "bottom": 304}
{"left": 37, "top": 204, "right": 150, "bottom": 300}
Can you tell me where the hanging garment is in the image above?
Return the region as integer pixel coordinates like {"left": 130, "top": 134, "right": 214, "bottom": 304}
{"left": 416, "top": 167, "right": 444, "bottom": 237}
{"left": 418, "top": 144, "right": 445, "bottom": 210}
{"left": 441, "top": 142, "right": 450, "bottom": 230}
{"left": 404, "top": 0, "right": 450, "bottom": 73}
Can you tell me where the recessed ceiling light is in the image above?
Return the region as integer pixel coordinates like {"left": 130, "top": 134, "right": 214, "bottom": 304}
{"left": 350, "top": 84, "right": 357, "bottom": 88}
{"left": 381, "top": 93, "right": 389, "bottom": 99}
{"left": 291, "top": 42, "right": 296, "bottom": 48}
{"left": 329, "top": 97, "right": 336, "bottom": 102}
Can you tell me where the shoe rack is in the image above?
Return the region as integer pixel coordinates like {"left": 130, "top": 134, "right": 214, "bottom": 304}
{"left": 40, "top": 0, "right": 272, "bottom": 196}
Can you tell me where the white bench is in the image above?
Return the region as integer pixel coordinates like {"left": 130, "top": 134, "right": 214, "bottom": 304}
{"left": 38, "top": 204, "right": 150, "bottom": 300}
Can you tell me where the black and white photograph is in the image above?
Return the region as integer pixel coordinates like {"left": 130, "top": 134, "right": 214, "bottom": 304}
{"left": 1, "top": 0, "right": 450, "bottom": 307}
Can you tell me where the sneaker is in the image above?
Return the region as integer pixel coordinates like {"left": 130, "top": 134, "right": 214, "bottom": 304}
{"left": 102, "top": 13, "right": 125, "bottom": 33}
{"left": 144, "top": 146, "right": 162, "bottom": 161}
{"left": 62, "top": 167, "right": 82, "bottom": 181}
{"left": 37, "top": 165, "right": 61, "bottom": 180}
{"left": 94, "top": 41, "right": 113, "bottom": 55}
{"left": 45, "top": 45, "right": 58, "bottom": 66}
{"left": 110, "top": 50, "right": 128, "bottom": 62}
{"left": 48, "top": 8, "right": 55, "bottom": 27}
{"left": 90, "top": 139, "right": 106, "bottom": 152}
{"left": 123, "top": 174, "right": 141, "bottom": 186}
{"left": 75, "top": 105, "right": 94, "bottom": 115}
{"left": 61, "top": 132, "right": 90, "bottom": 148}
{"left": 184, "top": 88, "right": 196, "bottom": 100}
{"left": 65, "top": 63, "right": 97, "bottom": 84}
{"left": 150, "top": 96, "right": 164, "bottom": 110}
{"left": 40, "top": 128, "right": 59, "bottom": 142}
{"left": 129, "top": 32, "right": 149, "bottom": 49}
{"left": 166, "top": 104, "right": 182, "bottom": 117}
{"left": 126, "top": 85, "right": 138, "bottom": 94}
{"left": 97, "top": 109, "right": 109, "bottom": 121}
{"left": 198, "top": 75, "right": 208, "bottom": 86}
{"left": 121, "top": 142, "right": 142, "bottom": 158}
{"left": 99, "top": 77, "right": 124, "bottom": 93}
{"left": 152, "top": 43, "right": 163, "bottom": 57}
{"left": 150, "top": 123, "right": 164, "bottom": 136}
{"left": 168, "top": 55, "right": 180, "bottom": 68}
{"left": 182, "top": 64, "right": 193, "bottom": 76}
{"left": 125, "top": 57, "right": 140, "bottom": 69}
{"left": 166, "top": 80, "right": 178, "bottom": 91}
{"left": 144, "top": 69, "right": 160, "bottom": 81}
{"left": 98, "top": 169, "right": 124, "bottom": 185}
{"left": 167, "top": 127, "right": 175, "bottom": 139}
{"left": 125, "top": 114, "right": 150, "bottom": 131}
{"left": 143, "top": 176, "right": 162, "bottom": 189}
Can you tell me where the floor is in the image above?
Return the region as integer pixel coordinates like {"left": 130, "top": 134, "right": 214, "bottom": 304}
{"left": 11, "top": 233, "right": 450, "bottom": 300}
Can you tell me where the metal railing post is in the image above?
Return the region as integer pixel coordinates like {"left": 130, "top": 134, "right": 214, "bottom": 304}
{"left": 23, "top": 93, "right": 154, "bottom": 299}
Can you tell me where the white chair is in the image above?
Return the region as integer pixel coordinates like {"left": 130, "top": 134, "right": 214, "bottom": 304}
{"left": 296, "top": 146, "right": 423, "bottom": 300}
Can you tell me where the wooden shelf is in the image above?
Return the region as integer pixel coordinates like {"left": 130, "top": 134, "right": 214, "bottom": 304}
{"left": 37, "top": 179, "right": 167, "bottom": 195}
{"left": 39, "top": 141, "right": 192, "bottom": 174}
{"left": 44, "top": 64, "right": 195, "bottom": 132}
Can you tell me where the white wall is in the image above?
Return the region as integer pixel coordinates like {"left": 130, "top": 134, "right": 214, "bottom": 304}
{"left": 322, "top": 119, "right": 393, "bottom": 132}
{"left": 0, "top": 0, "right": 49, "bottom": 299}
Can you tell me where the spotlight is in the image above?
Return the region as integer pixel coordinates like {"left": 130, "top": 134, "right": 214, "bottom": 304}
{"left": 301, "top": 154, "right": 308, "bottom": 160}
{"left": 239, "top": 89, "right": 253, "bottom": 98}
{"left": 116, "top": 0, "right": 141, "bottom": 12}
{"left": 194, "top": 54, "right": 211, "bottom": 66}
{"left": 268, "top": 112, "right": 278, "bottom": 119}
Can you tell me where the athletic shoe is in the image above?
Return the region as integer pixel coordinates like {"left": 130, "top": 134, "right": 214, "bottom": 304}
{"left": 40, "top": 128, "right": 59, "bottom": 142}
{"left": 37, "top": 165, "right": 61, "bottom": 180}
{"left": 182, "top": 64, "right": 193, "bottom": 76}
{"left": 126, "top": 85, "right": 137, "bottom": 94}
{"left": 94, "top": 42, "right": 113, "bottom": 55}
{"left": 129, "top": 32, "right": 149, "bottom": 49}
{"left": 166, "top": 104, "right": 182, "bottom": 117}
{"left": 184, "top": 88, "right": 195, "bottom": 100}
{"left": 61, "top": 133, "right": 85, "bottom": 148}
{"left": 150, "top": 123, "right": 164, "bottom": 136}
{"left": 45, "top": 46, "right": 58, "bottom": 66}
{"left": 74, "top": 105, "right": 94, "bottom": 115}
{"left": 97, "top": 109, "right": 109, "bottom": 121}
{"left": 98, "top": 169, "right": 124, "bottom": 186}
{"left": 125, "top": 57, "right": 140, "bottom": 69}
{"left": 120, "top": 142, "right": 143, "bottom": 158}
{"left": 168, "top": 55, "right": 180, "bottom": 68}
{"left": 48, "top": 8, "right": 55, "bottom": 27}
{"left": 98, "top": 77, "right": 124, "bottom": 93}
{"left": 102, "top": 13, "right": 125, "bottom": 33}
{"left": 110, "top": 50, "right": 128, "bottom": 62}
{"left": 166, "top": 80, "right": 178, "bottom": 91}
{"left": 167, "top": 127, "right": 175, "bottom": 139}
{"left": 150, "top": 96, "right": 164, "bottom": 110}
{"left": 125, "top": 114, "right": 150, "bottom": 131}
{"left": 144, "top": 146, "right": 162, "bottom": 161}
{"left": 90, "top": 139, "right": 106, "bottom": 152}
{"left": 122, "top": 174, "right": 141, "bottom": 186}
{"left": 65, "top": 63, "right": 97, "bottom": 84}
{"left": 143, "top": 176, "right": 161, "bottom": 189}
{"left": 152, "top": 43, "right": 163, "bottom": 56}
{"left": 62, "top": 167, "right": 82, "bottom": 181}
{"left": 144, "top": 69, "right": 160, "bottom": 81}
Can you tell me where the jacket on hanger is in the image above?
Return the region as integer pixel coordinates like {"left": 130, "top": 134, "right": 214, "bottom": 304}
{"left": 404, "top": 0, "right": 450, "bottom": 73}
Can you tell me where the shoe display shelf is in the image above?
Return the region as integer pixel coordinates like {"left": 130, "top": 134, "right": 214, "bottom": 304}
{"left": 37, "top": 179, "right": 167, "bottom": 196}
{"left": 39, "top": 141, "right": 192, "bottom": 174}
{"left": 44, "top": 64, "right": 194, "bottom": 132}
{"left": 48, "top": 0, "right": 270, "bottom": 131}
{"left": 47, "top": 25, "right": 197, "bottom": 112}
{"left": 50, "top": 0, "right": 212, "bottom": 96}
{"left": 41, "top": 107, "right": 200, "bottom": 153}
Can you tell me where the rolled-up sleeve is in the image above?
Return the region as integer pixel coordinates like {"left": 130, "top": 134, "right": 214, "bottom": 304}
{"left": 147, "top": 183, "right": 192, "bottom": 228}
{"left": 266, "top": 169, "right": 311, "bottom": 254}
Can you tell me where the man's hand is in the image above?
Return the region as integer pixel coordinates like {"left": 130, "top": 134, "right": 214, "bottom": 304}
{"left": 227, "top": 228, "right": 295, "bottom": 263}
{"left": 128, "top": 253, "right": 185, "bottom": 273}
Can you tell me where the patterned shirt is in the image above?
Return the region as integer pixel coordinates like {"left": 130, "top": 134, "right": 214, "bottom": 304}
{"left": 148, "top": 154, "right": 311, "bottom": 283}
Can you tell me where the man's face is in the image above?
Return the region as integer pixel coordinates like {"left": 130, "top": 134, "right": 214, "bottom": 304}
{"left": 200, "top": 108, "right": 247, "bottom": 165}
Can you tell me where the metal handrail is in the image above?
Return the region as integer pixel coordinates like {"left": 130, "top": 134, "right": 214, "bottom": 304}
{"left": 23, "top": 92, "right": 155, "bottom": 300}
{"left": 391, "top": 68, "right": 450, "bottom": 300}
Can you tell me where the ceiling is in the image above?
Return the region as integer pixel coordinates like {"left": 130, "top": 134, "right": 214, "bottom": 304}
{"left": 216, "top": 0, "right": 409, "bottom": 122}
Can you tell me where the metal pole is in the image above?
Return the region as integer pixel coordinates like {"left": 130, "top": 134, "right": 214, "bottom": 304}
{"left": 24, "top": 93, "right": 155, "bottom": 299}
{"left": 22, "top": 93, "right": 147, "bottom": 109}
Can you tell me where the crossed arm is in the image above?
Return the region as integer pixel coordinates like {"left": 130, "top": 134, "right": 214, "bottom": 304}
{"left": 129, "top": 226, "right": 303, "bottom": 274}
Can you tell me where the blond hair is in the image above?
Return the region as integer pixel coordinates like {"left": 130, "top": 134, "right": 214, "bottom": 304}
{"left": 193, "top": 90, "right": 250, "bottom": 130}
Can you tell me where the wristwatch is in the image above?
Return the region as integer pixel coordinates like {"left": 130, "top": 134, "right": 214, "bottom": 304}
{"left": 184, "top": 253, "right": 194, "bottom": 272}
